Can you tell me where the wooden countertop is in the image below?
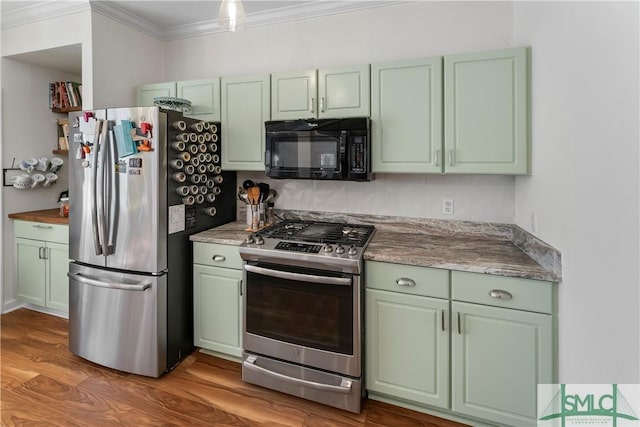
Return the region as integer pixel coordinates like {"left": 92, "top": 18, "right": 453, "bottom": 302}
{"left": 8, "top": 208, "right": 69, "bottom": 225}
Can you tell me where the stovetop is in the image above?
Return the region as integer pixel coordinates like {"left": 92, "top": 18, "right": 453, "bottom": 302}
{"left": 256, "top": 220, "right": 375, "bottom": 247}
{"left": 238, "top": 220, "right": 376, "bottom": 273}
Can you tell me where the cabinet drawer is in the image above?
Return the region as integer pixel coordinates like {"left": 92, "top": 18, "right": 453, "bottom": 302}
{"left": 452, "top": 271, "right": 553, "bottom": 314}
{"left": 193, "top": 242, "right": 242, "bottom": 270}
{"left": 365, "top": 260, "right": 449, "bottom": 299}
{"left": 14, "top": 220, "right": 68, "bottom": 244}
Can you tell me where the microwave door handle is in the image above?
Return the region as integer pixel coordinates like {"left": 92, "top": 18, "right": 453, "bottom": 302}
{"left": 244, "top": 264, "right": 351, "bottom": 286}
{"left": 91, "top": 119, "right": 103, "bottom": 255}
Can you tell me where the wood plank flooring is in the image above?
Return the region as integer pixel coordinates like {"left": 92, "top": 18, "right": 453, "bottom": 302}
{"left": 1, "top": 309, "right": 469, "bottom": 427}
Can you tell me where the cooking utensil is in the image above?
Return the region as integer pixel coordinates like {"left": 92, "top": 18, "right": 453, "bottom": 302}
{"left": 263, "top": 189, "right": 278, "bottom": 203}
{"left": 258, "top": 182, "right": 270, "bottom": 203}
{"left": 242, "top": 179, "right": 255, "bottom": 190}
{"left": 248, "top": 186, "right": 260, "bottom": 205}
{"left": 237, "top": 188, "right": 250, "bottom": 204}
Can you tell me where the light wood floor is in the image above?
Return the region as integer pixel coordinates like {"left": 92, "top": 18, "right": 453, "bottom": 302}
{"left": 1, "top": 308, "right": 468, "bottom": 426}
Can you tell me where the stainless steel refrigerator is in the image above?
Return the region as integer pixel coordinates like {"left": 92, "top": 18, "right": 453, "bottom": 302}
{"left": 67, "top": 106, "right": 235, "bottom": 377}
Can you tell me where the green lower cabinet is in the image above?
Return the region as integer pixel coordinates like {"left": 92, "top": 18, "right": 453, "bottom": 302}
{"left": 366, "top": 289, "right": 449, "bottom": 409}
{"left": 193, "top": 264, "right": 243, "bottom": 358}
{"left": 15, "top": 235, "right": 69, "bottom": 313}
{"left": 451, "top": 301, "right": 553, "bottom": 426}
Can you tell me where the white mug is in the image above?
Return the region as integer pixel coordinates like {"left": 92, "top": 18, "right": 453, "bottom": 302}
{"left": 19, "top": 158, "right": 38, "bottom": 173}
{"left": 31, "top": 173, "right": 45, "bottom": 188}
{"left": 44, "top": 173, "right": 58, "bottom": 187}
{"left": 49, "top": 157, "right": 64, "bottom": 173}
{"left": 36, "top": 157, "right": 50, "bottom": 172}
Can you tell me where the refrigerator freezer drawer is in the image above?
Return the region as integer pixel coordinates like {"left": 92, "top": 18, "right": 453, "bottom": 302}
{"left": 68, "top": 262, "right": 167, "bottom": 377}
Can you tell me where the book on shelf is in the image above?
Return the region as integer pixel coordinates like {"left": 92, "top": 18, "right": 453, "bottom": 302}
{"left": 56, "top": 118, "right": 70, "bottom": 150}
{"left": 49, "top": 81, "right": 82, "bottom": 109}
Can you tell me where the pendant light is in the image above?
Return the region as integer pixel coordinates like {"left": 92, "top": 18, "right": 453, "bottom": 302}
{"left": 218, "top": 0, "right": 246, "bottom": 32}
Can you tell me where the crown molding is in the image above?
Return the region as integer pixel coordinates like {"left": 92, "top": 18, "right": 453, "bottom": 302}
{"left": 1, "top": 0, "right": 91, "bottom": 30}
{"left": 2, "top": 1, "right": 404, "bottom": 40}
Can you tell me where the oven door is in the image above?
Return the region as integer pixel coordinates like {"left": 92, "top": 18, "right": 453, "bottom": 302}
{"left": 243, "top": 262, "right": 361, "bottom": 378}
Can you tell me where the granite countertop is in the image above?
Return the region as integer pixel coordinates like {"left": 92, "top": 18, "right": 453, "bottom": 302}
{"left": 365, "top": 230, "right": 556, "bottom": 282}
{"left": 191, "top": 214, "right": 562, "bottom": 283}
{"left": 190, "top": 220, "right": 252, "bottom": 246}
{"left": 8, "top": 208, "right": 68, "bottom": 225}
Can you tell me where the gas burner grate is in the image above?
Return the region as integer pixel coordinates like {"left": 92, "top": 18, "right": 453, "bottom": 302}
{"left": 258, "top": 220, "right": 375, "bottom": 247}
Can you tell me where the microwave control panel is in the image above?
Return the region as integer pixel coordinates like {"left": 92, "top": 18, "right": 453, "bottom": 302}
{"left": 349, "top": 136, "right": 367, "bottom": 173}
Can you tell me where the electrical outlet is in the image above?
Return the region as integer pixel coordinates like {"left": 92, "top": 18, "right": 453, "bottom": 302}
{"left": 442, "top": 198, "right": 454, "bottom": 215}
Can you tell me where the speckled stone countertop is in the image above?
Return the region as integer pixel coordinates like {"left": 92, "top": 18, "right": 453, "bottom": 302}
{"left": 190, "top": 212, "right": 562, "bottom": 283}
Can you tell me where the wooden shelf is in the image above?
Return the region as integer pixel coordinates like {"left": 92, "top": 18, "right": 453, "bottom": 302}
{"left": 52, "top": 149, "right": 68, "bottom": 155}
{"left": 51, "top": 107, "right": 81, "bottom": 113}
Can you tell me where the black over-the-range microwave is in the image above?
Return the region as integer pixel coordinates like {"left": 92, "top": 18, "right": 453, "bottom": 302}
{"left": 264, "top": 117, "right": 371, "bottom": 181}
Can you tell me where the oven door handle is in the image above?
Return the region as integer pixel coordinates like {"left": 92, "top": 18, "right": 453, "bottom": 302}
{"left": 244, "top": 264, "right": 352, "bottom": 286}
{"left": 243, "top": 356, "right": 352, "bottom": 394}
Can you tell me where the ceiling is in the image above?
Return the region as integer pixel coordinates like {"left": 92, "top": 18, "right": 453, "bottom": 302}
{"left": 1, "top": 1, "right": 396, "bottom": 73}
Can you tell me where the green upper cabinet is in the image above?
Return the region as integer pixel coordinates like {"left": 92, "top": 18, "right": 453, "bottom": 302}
{"left": 444, "top": 47, "right": 530, "bottom": 174}
{"left": 136, "top": 82, "right": 176, "bottom": 107}
{"left": 271, "top": 70, "right": 317, "bottom": 120}
{"left": 137, "top": 79, "right": 221, "bottom": 122}
{"left": 177, "top": 78, "right": 221, "bottom": 122}
{"left": 271, "top": 65, "right": 370, "bottom": 120}
{"left": 371, "top": 57, "right": 443, "bottom": 173}
{"left": 221, "top": 74, "right": 270, "bottom": 171}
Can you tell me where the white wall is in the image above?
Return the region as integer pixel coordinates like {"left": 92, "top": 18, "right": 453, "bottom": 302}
{"left": 514, "top": 2, "right": 640, "bottom": 382}
{"left": 90, "top": 11, "right": 165, "bottom": 108}
{"left": 1, "top": 58, "right": 80, "bottom": 309}
{"left": 1, "top": 8, "right": 91, "bottom": 311}
{"left": 164, "top": 1, "right": 518, "bottom": 223}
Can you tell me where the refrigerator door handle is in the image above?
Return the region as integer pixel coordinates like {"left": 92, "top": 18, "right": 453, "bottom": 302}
{"left": 99, "top": 121, "right": 110, "bottom": 256}
{"left": 68, "top": 272, "right": 151, "bottom": 291}
{"left": 91, "top": 119, "right": 104, "bottom": 255}
{"left": 105, "top": 129, "right": 119, "bottom": 255}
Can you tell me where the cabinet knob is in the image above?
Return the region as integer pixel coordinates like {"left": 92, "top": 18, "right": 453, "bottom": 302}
{"left": 489, "top": 289, "right": 513, "bottom": 300}
{"left": 395, "top": 278, "right": 416, "bottom": 287}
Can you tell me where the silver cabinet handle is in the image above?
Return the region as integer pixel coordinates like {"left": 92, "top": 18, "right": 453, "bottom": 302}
{"left": 320, "top": 97, "right": 326, "bottom": 113}
{"left": 38, "top": 247, "right": 48, "bottom": 260}
{"left": 489, "top": 289, "right": 513, "bottom": 300}
{"left": 395, "top": 278, "right": 416, "bottom": 287}
{"left": 211, "top": 255, "right": 226, "bottom": 262}
{"left": 32, "top": 224, "right": 53, "bottom": 229}
{"left": 68, "top": 272, "right": 151, "bottom": 291}
{"left": 457, "top": 312, "right": 462, "bottom": 335}
{"left": 435, "top": 149, "right": 441, "bottom": 167}
{"left": 310, "top": 97, "right": 315, "bottom": 114}
{"left": 441, "top": 310, "right": 445, "bottom": 332}
{"left": 243, "top": 355, "right": 352, "bottom": 394}
{"left": 448, "top": 149, "right": 454, "bottom": 166}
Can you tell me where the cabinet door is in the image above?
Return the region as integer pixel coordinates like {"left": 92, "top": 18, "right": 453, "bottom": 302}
{"left": 271, "top": 70, "right": 317, "bottom": 120}
{"left": 15, "top": 238, "right": 46, "bottom": 306}
{"left": 178, "top": 78, "right": 221, "bottom": 122}
{"left": 444, "top": 47, "right": 530, "bottom": 174}
{"left": 371, "top": 57, "right": 443, "bottom": 173}
{"left": 366, "top": 289, "right": 449, "bottom": 409}
{"left": 452, "top": 301, "right": 553, "bottom": 426}
{"left": 193, "top": 264, "right": 243, "bottom": 358}
{"left": 221, "top": 74, "right": 270, "bottom": 171}
{"left": 318, "top": 65, "right": 370, "bottom": 118}
{"left": 47, "top": 242, "right": 69, "bottom": 312}
{"left": 136, "top": 82, "right": 177, "bottom": 107}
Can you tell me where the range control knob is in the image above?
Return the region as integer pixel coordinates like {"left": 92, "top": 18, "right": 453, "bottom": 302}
{"left": 335, "top": 244, "right": 346, "bottom": 255}
{"left": 254, "top": 236, "right": 265, "bottom": 245}
{"left": 245, "top": 235, "right": 255, "bottom": 245}
{"left": 348, "top": 245, "right": 358, "bottom": 256}
{"left": 323, "top": 244, "right": 333, "bottom": 253}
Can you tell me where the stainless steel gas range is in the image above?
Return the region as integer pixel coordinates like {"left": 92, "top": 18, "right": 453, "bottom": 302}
{"left": 238, "top": 219, "right": 375, "bottom": 413}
